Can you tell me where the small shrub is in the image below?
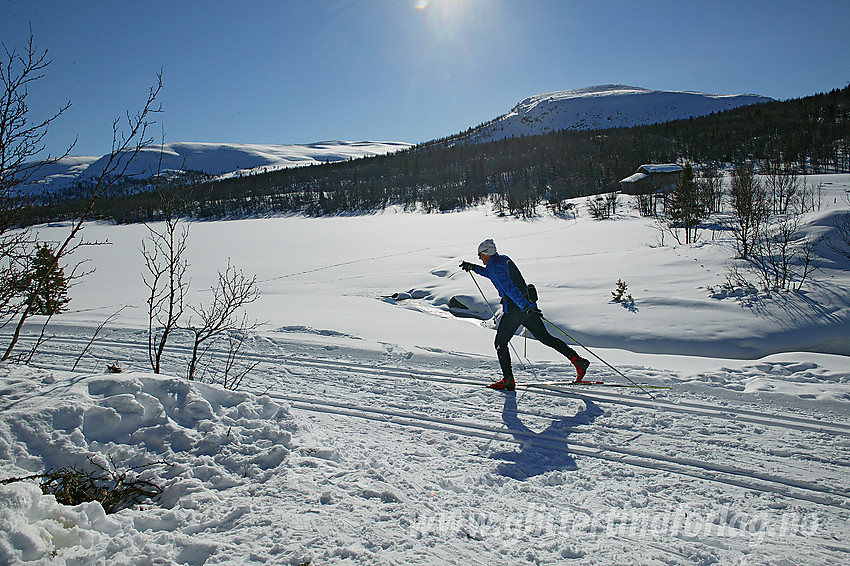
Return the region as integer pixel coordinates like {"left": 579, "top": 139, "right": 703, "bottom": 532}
{"left": 1, "top": 457, "right": 165, "bottom": 514}
{"left": 611, "top": 279, "right": 629, "bottom": 303}
{"left": 611, "top": 279, "right": 636, "bottom": 312}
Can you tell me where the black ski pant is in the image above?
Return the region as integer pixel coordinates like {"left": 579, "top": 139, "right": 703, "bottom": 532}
{"left": 495, "top": 307, "right": 578, "bottom": 381}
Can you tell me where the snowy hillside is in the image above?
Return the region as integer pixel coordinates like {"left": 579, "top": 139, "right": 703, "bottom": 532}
{"left": 1, "top": 175, "right": 848, "bottom": 564}
{"left": 23, "top": 140, "right": 412, "bottom": 194}
{"left": 463, "top": 85, "right": 772, "bottom": 143}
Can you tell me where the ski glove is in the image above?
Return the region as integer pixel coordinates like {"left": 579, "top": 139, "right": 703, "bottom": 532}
{"left": 524, "top": 305, "right": 543, "bottom": 318}
{"left": 459, "top": 261, "right": 477, "bottom": 272}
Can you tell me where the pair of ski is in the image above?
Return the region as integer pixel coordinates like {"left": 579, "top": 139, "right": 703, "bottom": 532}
{"left": 488, "top": 379, "right": 670, "bottom": 390}
{"left": 517, "top": 380, "right": 669, "bottom": 390}
{"left": 407, "top": 373, "right": 668, "bottom": 391}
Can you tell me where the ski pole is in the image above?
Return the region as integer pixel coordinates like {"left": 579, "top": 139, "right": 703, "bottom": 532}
{"left": 468, "top": 269, "right": 497, "bottom": 318}
{"left": 541, "top": 315, "right": 656, "bottom": 400}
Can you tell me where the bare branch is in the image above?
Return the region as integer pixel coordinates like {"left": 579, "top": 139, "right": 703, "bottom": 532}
{"left": 142, "top": 213, "right": 189, "bottom": 373}
{"left": 185, "top": 261, "right": 259, "bottom": 381}
{"left": 0, "top": 31, "right": 163, "bottom": 361}
{"left": 0, "top": 28, "right": 74, "bottom": 232}
{"left": 72, "top": 305, "right": 129, "bottom": 371}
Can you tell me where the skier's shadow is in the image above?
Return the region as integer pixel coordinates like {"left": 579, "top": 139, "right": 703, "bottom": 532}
{"left": 491, "top": 392, "right": 603, "bottom": 480}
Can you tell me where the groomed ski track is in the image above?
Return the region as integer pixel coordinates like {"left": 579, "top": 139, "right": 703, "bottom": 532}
{"left": 11, "top": 331, "right": 850, "bottom": 437}
{"left": 8, "top": 328, "right": 850, "bottom": 513}
{"left": 273, "top": 393, "right": 849, "bottom": 507}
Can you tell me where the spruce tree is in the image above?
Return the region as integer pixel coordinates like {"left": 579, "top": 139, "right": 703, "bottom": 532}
{"left": 28, "top": 245, "right": 70, "bottom": 315}
{"left": 667, "top": 163, "right": 706, "bottom": 244}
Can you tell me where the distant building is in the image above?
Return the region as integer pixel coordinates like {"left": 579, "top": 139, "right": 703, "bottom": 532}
{"left": 619, "top": 164, "right": 683, "bottom": 195}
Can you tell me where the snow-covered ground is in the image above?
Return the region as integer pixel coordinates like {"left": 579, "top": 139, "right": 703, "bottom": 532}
{"left": 1, "top": 175, "right": 849, "bottom": 564}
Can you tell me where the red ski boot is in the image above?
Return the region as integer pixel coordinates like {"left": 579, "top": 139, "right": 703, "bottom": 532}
{"left": 487, "top": 378, "right": 516, "bottom": 391}
{"left": 571, "top": 356, "right": 590, "bottom": 382}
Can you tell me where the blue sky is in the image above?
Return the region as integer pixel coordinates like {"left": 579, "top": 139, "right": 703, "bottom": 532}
{"left": 3, "top": 0, "right": 849, "bottom": 158}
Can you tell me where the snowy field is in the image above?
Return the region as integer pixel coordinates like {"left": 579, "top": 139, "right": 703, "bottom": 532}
{"left": 1, "top": 174, "right": 850, "bottom": 564}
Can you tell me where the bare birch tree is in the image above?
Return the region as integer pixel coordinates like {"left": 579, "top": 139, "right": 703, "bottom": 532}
{"left": 763, "top": 160, "right": 800, "bottom": 215}
{"left": 750, "top": 212, "right": 819, "bottom": 291}
{"left": 828, "top": 191, "right": 850, "bottom": 261}
{"left": 0, "top": 31, "right": 163, "bottom": 360}
{"left": 728, "top": 163, "right": 767, "bottom": 260}
{"left": 0, "top": 30, "right": 74, "bottom": 233}
{"left": 142, "top": 210, "right": 189, "bottom": 374}
{"left": 1, "top": 32, "right": 74, "bottom": 337}
{"left": 184, "top": 261, "right": 259, "bottom": 381}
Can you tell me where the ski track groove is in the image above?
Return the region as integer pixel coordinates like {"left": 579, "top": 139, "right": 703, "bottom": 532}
{"left": 278, "top": 393, "right": 849, "bottom": 508}
{"left": 11, "top": 332, "right": 850, "bottom": 437}
{"left": 9, "top": 331, "right": 850, "bottom": 509}
{"left": 246, "top": 372, "right": 850, "bottom": 472}
{"left": 24, "top": 350, "right": 850, "bottom": 487}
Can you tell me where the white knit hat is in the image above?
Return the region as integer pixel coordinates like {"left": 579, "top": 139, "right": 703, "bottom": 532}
{"left": 477, "top": 239, "right": 497, "bottom": 256}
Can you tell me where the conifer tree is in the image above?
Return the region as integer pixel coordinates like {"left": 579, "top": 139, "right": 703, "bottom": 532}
{"left": 667, "top": 163, "right": 706, "bottom": 244}
{"left": 27, "top": 245, "right": 70, "bottom": 316}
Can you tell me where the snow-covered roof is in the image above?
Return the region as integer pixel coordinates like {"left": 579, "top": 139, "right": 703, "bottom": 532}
{"left": 620, "top": 164, "right": 682, "bottom": 184}
{"left": 639, "top": 164, "right": 683, "bottom": 174}
{"left": 619, "top": 172, "right": 648, "bottom": 184}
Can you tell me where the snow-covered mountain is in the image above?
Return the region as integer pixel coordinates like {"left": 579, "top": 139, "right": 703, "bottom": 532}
{"left": 23, "top": 140, "right": 412, "bottom": 194}
{"left": 461, "top": 84, "right": 773, "bottom": 143}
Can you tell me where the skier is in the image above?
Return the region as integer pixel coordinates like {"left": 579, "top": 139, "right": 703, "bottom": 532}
{"left": 460, "top": 238, "right": 590, "bottom": 391}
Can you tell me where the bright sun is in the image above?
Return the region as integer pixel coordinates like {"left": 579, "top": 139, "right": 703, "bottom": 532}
{"left": 413, "top": 0, "right": 478, "bottom": 43}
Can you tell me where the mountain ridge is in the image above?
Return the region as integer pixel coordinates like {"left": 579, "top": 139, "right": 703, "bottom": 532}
{"left": 459, "top": 84, "right": 773, "bottom": 143}
{"left": 25, "top": 140, "right": 413, "bottom": 194}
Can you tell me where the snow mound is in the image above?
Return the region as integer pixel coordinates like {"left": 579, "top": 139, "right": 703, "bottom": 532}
{"left": 0, "top": 366, "right": 295, "bottom": 564}
{"left": 465, "top": 84, "right": 772, "bottom": 143}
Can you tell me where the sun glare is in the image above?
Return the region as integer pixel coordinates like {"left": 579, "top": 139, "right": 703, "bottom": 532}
{"left": 414, "top": 0, "right": 480, "bottom": 43}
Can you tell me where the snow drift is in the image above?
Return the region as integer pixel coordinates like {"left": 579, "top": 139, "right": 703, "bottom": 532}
{"left": 0, "top": 366, "right": 295, "bottom": 564}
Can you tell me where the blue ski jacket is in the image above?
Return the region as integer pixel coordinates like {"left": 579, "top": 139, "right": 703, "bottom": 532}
{"left": 473, "top": 254, "right": 536, "bottom": 313}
